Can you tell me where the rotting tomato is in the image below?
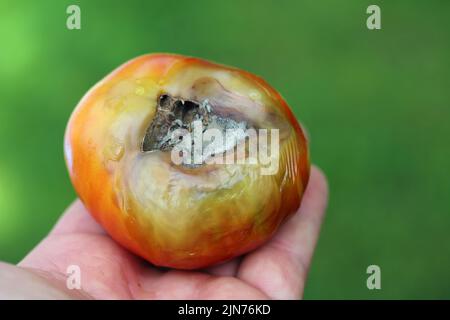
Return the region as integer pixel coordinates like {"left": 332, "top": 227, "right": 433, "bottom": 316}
{"left": 64, "top": 53, "right": 310, "bottom": 269}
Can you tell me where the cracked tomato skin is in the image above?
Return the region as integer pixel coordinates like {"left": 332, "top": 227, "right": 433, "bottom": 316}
{"left": 64, "top": 53, "right": 310, "bottom": 269}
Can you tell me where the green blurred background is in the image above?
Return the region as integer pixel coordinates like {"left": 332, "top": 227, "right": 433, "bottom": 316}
{"left": 1, "top": 0, "right": 449, "bottom": 299}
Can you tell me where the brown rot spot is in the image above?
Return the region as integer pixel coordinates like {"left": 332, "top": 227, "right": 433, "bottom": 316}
{"left": 141, "top": 94, "right": 211, "bottom": 152}
{"left": 141, "top": 93, "right": 250, "bottom": 167}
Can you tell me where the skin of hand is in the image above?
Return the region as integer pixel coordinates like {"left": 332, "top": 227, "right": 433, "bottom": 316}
{"left": 0, "top": 165, "right": 328, "bottom": 300}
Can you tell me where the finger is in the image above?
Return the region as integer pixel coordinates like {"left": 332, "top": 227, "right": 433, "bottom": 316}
{"left": 0, "top": 262, "right": 90, "bottom": 299}
{"left": 50, "top": 199, "right": 106, "bottom": 235}
{"left": 203, "top": 258, "right": 241, "bottom": 277}
{"left": 271, "top": 165, "right": 329, "bottom": 268}
{"left": 237, "top": 165, "right": 328, "bottom": 299}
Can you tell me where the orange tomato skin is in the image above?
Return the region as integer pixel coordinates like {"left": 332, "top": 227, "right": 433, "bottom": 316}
{"left": 65, "top": 54, "right": 310, "bottom": 269}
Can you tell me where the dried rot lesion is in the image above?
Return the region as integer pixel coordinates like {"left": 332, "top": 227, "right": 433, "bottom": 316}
{"left": 141, "top": 94, "right": 212, "bottom": 152}
{"left": 140, "top": 76, "right": 291, "bottom": 170}
{"left": 141, "top": 92, "right": 251, "bottom": 162}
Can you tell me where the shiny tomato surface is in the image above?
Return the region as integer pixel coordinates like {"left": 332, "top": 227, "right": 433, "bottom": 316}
{"left": 65, "top": 54, "right": 309, "bottom": 269}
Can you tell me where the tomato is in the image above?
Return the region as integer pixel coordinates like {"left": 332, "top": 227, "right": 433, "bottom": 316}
{"left": 64, "top": 54, "right": 310, "bottom": 269}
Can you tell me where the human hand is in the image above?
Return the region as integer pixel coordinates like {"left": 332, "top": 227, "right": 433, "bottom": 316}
{"left": 1, "top": 165, "right": 327, "bottom": 299}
